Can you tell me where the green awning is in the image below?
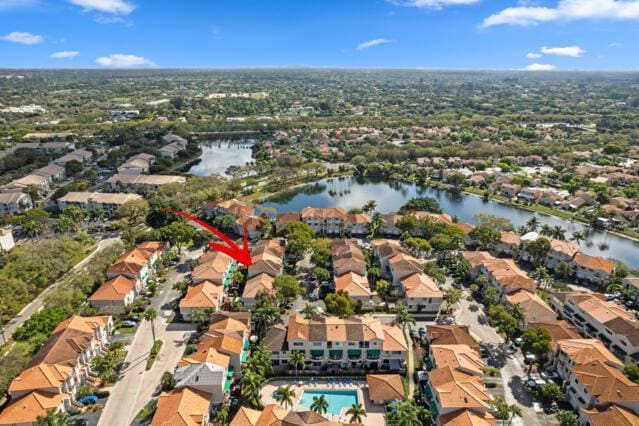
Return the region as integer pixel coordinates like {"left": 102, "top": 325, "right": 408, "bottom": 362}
{"left": 227, "top": 366, "right": 234, "bottom": 377}
{"left": 240, "top": 351, "right": 248, "bottom": 362}
{"left": 366, "top": 349, "right": 381, "bottom": 357}
{"left": 243, "top": 339, "right": 250, "bottom": 350}
{"left": 347, "top": 349, "right": 362, "bottom": 357}
{"left": 224, "top": 378, "right": 232, "bottom": 392}
{"left": 329, "top": 350, "right": 343, "bottom": 357}
{"left": 310, "top": 350, "right": 324, "bottom": 357}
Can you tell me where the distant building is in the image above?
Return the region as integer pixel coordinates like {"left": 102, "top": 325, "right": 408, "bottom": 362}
{"left": 105, "top": 174, "right": 185, "bottom": 193}
{"left": 57, "top": 192, "right": 143, "bottom": 217}
{"left": 0, "top": 192, "right": 33, "bottom": 215}
{"left": 0, "top": 227, "right": 15, "bottom": 251}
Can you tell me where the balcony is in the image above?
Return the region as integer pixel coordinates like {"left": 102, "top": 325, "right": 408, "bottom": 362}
{"left": 329, "top": 350, "right": 343, "bottom": 360}
{"left": 347, "top": 349, "right": 362, "bottom": 360}
{"left": 366, "top": 349, "right": 381, "bottom": 360}
{"left": 310, "top": 350, "right": 325, "bottom": 360}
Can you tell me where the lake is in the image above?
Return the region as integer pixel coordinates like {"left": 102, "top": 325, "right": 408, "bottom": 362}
{"left": 187, "top": 140, "right": 255, "bottom": 177}
{"left": 261, "top": 176, "right": 639, "bottom": 268}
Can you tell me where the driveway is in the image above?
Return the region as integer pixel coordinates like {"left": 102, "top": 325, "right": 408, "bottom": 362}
{"left": 457, "top": 294, "right": 540, "bottom": 426}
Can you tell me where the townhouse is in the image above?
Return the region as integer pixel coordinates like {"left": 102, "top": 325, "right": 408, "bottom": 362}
{"left": 334, "top": 272, "right": 374, "bottom": 309}
{"left": 300, "top": 207, "right": 346, "bottom": 235}
{"left": 623, "top": 277, "right": 639, "bottom": 303}
{"left": 266, "top": 314, "right": 408, "bottom": 371}
{"left": 345, "top": 213, "right": 372, "bottom": 235}
{"left": 379, "top": 213, "right": 403, "bottom": 236}
{"left": 426, "top": 344, "right": 484, "bottom": 376}
{"left": 53, "top": 148, "right": 93, "bottom": 166}
{"left": 117, "top": 153, "right": 155, "bottom": 175}
{"left": 0, "top": 316, "right": 112, "bottom": 425}
{"left": 274, "top": 212, "right": 300, "bottom": 233}
{"left": 191, "top": 250, "right": 235, "bottom": 286}
{"left": 242, "top": 273, "right": 275, "bottom": 311}
{"left": 550, "top": 292, "right": 639, "bottom": 362}
{"left": 33, "top": 163, "right": 66, "bottom": 184}
{"left": 57, "top": 191, "right": 143, "bottom": 217}
{"left": 372, "top": 239, "right": 408, "bottom": 279}
{"left": 580, "top": 404, "right": 639, "bottom": 426}
{"left": 492, "top": 231, "right": 521, "bottom": 257}
{"left": 367, "top": 374, "right": 404, "bottom": 405}
{"left": 88, "top": 275, "right": 140, "bottom": 314}
{"left": 505, "top": 290, "right": 556, "bottom": 328}
{"left": 230, "top": 404, "right": 348, "bottom": 426}
{"left": 247, "top": 239, "right": 285, "bottom": 279}
{"left": 234, "top": 215, "right": 264, "bottom": 240}
{"left": 332, "top": 239, "right": 366, "bottom": 277}
{"left": 461, "top": 251, "right": 494, "bottom": 279}
{"left": 0, "top": 192, "right": 33, "bottom": 215}
{"left": 180, "top": 280, "right": 225, "bottom": 320}
{"left": 527, "top": 320, "right": 581, "bottom": 350}
{"left": 2, "top": 173, "right": 50, "bottom": 194}
{"left": 202, "top": 198, "right": 256, "bottom": 218}
{"left": 478, "top": 258, "right": 536, "bottom": 301}
{"left": 105, "top": 174, "right": 186, "bottom": 194}
{"left": 572, "top": 253, "right": 617, "bottom": 286}
{"left": 151, "top": 387, "right": 212, "bottom": 426}
{"left": 107, "top": 245, "right": 158, "bottom": 284}
{"left": 425, "top": 325, "right": 477, "bottom": 349}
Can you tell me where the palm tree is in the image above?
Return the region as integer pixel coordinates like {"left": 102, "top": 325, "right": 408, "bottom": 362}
{"left": 310, "top": 395, "right": 329, "bottom": 415}
{"left": 363, "top": 200, "right": 377, "bottom": 213}
{"left": 274, "top": 385, "right": 295, "bottom": 409}
{"left": 526, "top": 216, "right": 540, "bottom": 232}
{"left": 539, "top": 224, "right": 553, "bottom": 237}
{"left": 35, "top": 409, "right": 69, "bottom": 426}
{"left": 552, "top": 225, "right": 566, "bottom": 241}
{"left": 143, "top": 308, "right": 158, "bottom": 345}
{"left": 22, "top": 219, "right": 41, "bottom": 238}
{"left": 189, "top": 307, "right": 211, "bottom": 329}
{"left": 289, "top": 350, "right": 305, "bottom": 377}
{"left": 214, "top": 405, "right": 229, "bottom": 425}
{"left": 240, "top": 370, "right": 264, "bottom": 409}
{"left": 254, "top": 304, "right": 280, "bottom": 337}
{"left": 346, "top": 403, "right": 366, "bottom": 423}
{"left": 301, "top": 303, "right": 318, "bottom": 320}
{"left": 393, "top": 302, "right": 415, "bottom": 330}
{"left": 571, "top": 231, "right": 586, "bottom": 245}
{"left": 54, "top": 215, "right": 74, "bottom": 234}
{"left": 389, "top": 399, "right": 421, "bottom": 426}
{"left": 367, "top": 265, "right": 380, "bottom": 286}
{"left": 506, "top": 404, "right": 523, "bottom": 425}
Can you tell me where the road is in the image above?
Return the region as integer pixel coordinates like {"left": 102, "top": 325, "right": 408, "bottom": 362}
{"left": 99, "top": 247, "right": 202, "bottom": 426}
{"left": 456, "top": 294, "right": 540, "bottom": 426}
{"left": 3, "top": 236, "right": 121, "bottom": 340}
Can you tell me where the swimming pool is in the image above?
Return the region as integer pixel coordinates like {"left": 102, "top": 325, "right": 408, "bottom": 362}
{"left": 297, "top": 389, "right": 359, "bottom": 416}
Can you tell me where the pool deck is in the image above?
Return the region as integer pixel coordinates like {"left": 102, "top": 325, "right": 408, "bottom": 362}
{"left": 261, "top": 379, "right": 386, "bottom": 425}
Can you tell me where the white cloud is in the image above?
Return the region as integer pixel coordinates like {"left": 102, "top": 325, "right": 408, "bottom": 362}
{"left": 357, "top": 38, "right": 392, "bottom": 50}
{"left": 0, "top": 0, "right": 39, "bottom": 10}
{"left": 94, "top": 15, "right": 127, "bottom": 24}
{"left": 50, "top": 50, "right": 79, "bottom": 59}
{"left": 95, "top": 53, "right": 154, "bottom": 67}
{"left": 524, "top": 63, "right": 557, "bottom": 71}
{"left": 68, "top": 0, "right": 134, "bottom": 14}
{"left": 482, "top": 0, "right": 639, "bottom": 27}
{"left": 1, "top": 31, "right": 42, "bottom": 44}
{"left": 608, "top": 42, "right": 620, "bottom": 47}
{"left": 389, "top": 0, "right": 479, "bottom": 9}
{"left": 541, "top": 45, "right": 584, "bottom": 57}
{"left": 526, "top": 52, "right": 542, "bottom": 58}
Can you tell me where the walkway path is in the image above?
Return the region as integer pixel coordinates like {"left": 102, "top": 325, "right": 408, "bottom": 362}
{"left": 404, "top": 327, "right": 415, "bottom": 396}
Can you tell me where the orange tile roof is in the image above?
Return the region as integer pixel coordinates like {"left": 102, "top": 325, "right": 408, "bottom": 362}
{"left": 499, "top": 231, "right": 521, "bottom": 245}
{"left": 179, "top": 280, "right": 223, "bottom": 309}
{"left": 428, "top": 367, "right": 491, "bottom": 411}
{"left": 438, "top": 409, "right": 496, "bottom": 426}
{"left": 301, "top": 207, "right": 346, "bottom": 219}
{"left": 192, "top": 251, "right": 232, "bottom": 284}
{"left": 334, "top": 272, "right": 372, "bottom": 298}
{"left": 346, "top": 213, "right": 372, "bottom": 224}
{"left": 367, "top": 374, "right": 404, "bottom": 401}
{"left": 287, "top": 314, "right": 391, "bottom": 345}
{"left": 581, "top": 404, "right": 639, "bottom": 426}
{"left": 178, "top": 346, "right": 231, "bottom": 369}
{"left": 431, "top": 345, "right": 484, "bottom": 376}
{"left": 549, "top": 239, "right": 579, "bottom": 258}
{"left": 107, "top": 247, "right": 152, "bottom": 276}
{"left": 382, "top": 323, "right": 409, "bottom": 352}
{"left": 401, "top": 273, "right": 443, "bottom": 299}
{"left": 426, "top": 325, "right": 477, "bottom": 348}
{"left": 505, "top": 290, "right": 556, "bottom": 323}
{"left": 462, "top": 251, "right": 494, "bottom": 269}
{"left": 527, "top": 321, "right": 580, "bottom": 348}
{"left": 556, "top": 339, "right": 623, "bottom": 368}
{"left": 151, "top": 387, "right": 212, "bottom": 426}
{"left": 242, "top": 273, "right": 275, "bottom": 299}
{"left": 573, "top": 253, "right": 616, "bottom": 273}
{"left": 8, "top": 364, "right": 73, "bottom": 396}
{"left": 572, "top": 360, "right": 639, "bottom": 403}
{"left": 389, "top": 253, "right": 423, "bottom": 279}
{"left": 89, "top": 275, "right": 137, "bottom": 302}
{"left": 481, "top": 258, "right": 536, "bottom": 293}
{"left": 0, "top": 391, "right": 68, "bottom": 425}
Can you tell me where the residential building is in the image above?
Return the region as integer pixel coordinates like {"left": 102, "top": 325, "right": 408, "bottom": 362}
{"left": 242, "top": 273, "right": 275, "bottom": 311}
{"left": 268, "top": 314, "right": 408, "bottom": 371}
{"left": 234, "top": 215, "right": 264, "bottom": 240}
{"left": 230, "top": 404, "right": 347, "bottom": 426}
{"left": 334, "top": 272, "right": 374, "bottom": 308}
{"left": 0, "top": 192, "right": 33, "bottom": 215}
{"left": 275, "top": 212, "right": 300, "bottom": 232}
{"left": 505, "top": 290, "right": 556, "bottom": 327}
{"left": 106, "top": 174, "right": 185, "bottom": 193}
{"left": 426, "top": 366, "right": 492, "bottom": 421}
{"left": 345, "top": 213, "right": 372, "bottom": 235}
{"left": 191, "top": 250, "right": 235, "bottom": 286}
{"left": 461, "top": 251, "right": 494, "bottom": 279}
{"left": 0, "top": 227, "right": 15, "bottom": 251}
{"left": 2, "top": 173, "right": 50, "bottom": 194}
{"left": 379, "top": 213, "right": 403, "bottom": 236}
{"left": 572, "top": 253, "right": 617, "bottom": 285}
{"left": 57, "top": 192, "right": 143, "bottom": 217}
{"left": 300, "top": 207, "right": 346, "bottom": 235}
{"left": 174, "top": 359, "right": 228, "bottom": 405}
{"left": 426, "top": 325, "right": 477, "bottom": 348}
{"left": 580, "top": 404, "right": 639, "bottom": 426}
{"left": 527, "top": 320, "right": 580, "bottom": 350}
{"left": 493, "top": 231, "right": 521, "bottom": 256}
{"left": 33, "top": 163, "right": 66, "bottom": 183}
{"left": 367, "top": 374, "right": 404, "bottom": 404}
{"left": 247, "top": 240, "right": 284, "bottom": 278}
{"left": 401, "top": 273, "right": 443, "bottom": 314}
{"left": 53, "top": 148, "right": 92, "bottom": 166}
{"left": 107, "top": 245, "right": 158, "bottom": 284}
{"left": 88, "top": 275, "right": 140, "bottom": 313}
{"left": 623, "top": 277, "right": 639, "bottom": 303}
{"left": 151, "top": 387, "right": 212, "bottom": 426}
{"left": 203, "top": 198, "right": 256, "bottom": 218}
{"left": 332, "top": 239, "right": 366, "bottom": 277}
{"left": 428, "top": 344, "right": 484, "bottom": 376}
{"left": 478, "top": 258, "right": 536, "bottom": 300}
{"left": 372, "top": 239, "right": 408, "bottom": 279}
{"left": 179, "top": 281, "right": 224, "bottom": 320}
{"left": 117, "top": 153, "right": 155, "bottom": 175}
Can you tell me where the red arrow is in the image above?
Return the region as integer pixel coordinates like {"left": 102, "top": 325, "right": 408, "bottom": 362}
{"left": 163, "top": 208, "right": 253, "bottom": 266}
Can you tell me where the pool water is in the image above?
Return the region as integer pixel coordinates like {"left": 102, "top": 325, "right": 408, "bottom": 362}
{"left": 297, "top": 389, "right": 359, "bottom": 416}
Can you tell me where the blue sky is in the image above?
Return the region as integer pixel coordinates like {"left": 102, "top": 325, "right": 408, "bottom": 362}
{"left": 1, "top": 0, "right": 638, "bottom": 70}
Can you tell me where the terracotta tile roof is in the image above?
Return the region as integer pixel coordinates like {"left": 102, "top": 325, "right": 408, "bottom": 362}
{"left": 346, "top": 213, "right": 372, "bottom": 224}
{"left": 178, "top": 346, "right": 230, "bottom": 369}
{"left": 454, "top": 223, "right": 475, "bottom": 234}
{"left": 462, "top": 251, "right": 494, "bottom": 269}
{"left": 499, "top": 231, "right": 521, "bottom": 245}
{"left": 107, "top": 247, "right": 153, "bottom": 277}
{"left": 431, "top": 345, "right": 484, "bottom": 376}
{"left": 334, "top": 272, "right": 372, "bottom": 298}
{"left": 367, "top": 374, "right": 404, "bottom": 401}
{"left": 242, "top": 273, "right": 275, "bottom": 300}
{"left": 505, "top": 290, "right": 556, "bottom": 323}
{"left": 401, "top": 273, "right": 442, "bottom": 299}
{"left": 8, "top": 364, "right": 73, "bottom": 396}
{"left": 0, "top": 391, "right": 68, "bottom": 425}
{"left": 438, "top": 409, "right": 497, "bottom": 426}
{"left": 179, "top": 280, "right": 223, "bottom": 309}
{"left": 151, "top": 387, "right": 212, "bottom": 426}
{"left": 236, "top": 215, "right": 265, "bottom": 231}
{"left": 192, "top": 251, "right": 232, "bottom": 284}
{"left": 389, "top": 253, "right": 423, "bottom": 280}
{"left": 573, "top": 253, "right": 616, "bottom": 273}
{"left": 89, "top": 275, "right": 137, "bottom": 302}
{"left": 372, "top": 239, "right": 408, "bottom": 261}
{"left": 426, "top": 325, "right": 477, "bottom": 348}
{"left": 481, "top": 258, "right": 536, "bottom": 293}
{"left": 382, "top": 323, "right": 409, "bottom": 352}
{"left": 570, "top": 293, "right": 636, "bottom": 327}
{"left": 204, "top": 198, "right": 255, "bottom": 217}
{"left": 407, "top": 211, "right": 454, "bottom": 224}
{"left": 549, "top": 239, "right": 579, "bottom": 258}
{"left": 198, "top": 330, "right": 244, "bottom": 356}
{"left": 527, "top": 321, "right": 580, "bottom": 348}
{"left": 276, "top": 212, "right": 300, "bottom": 224}
{"left": 137, "top": 240, "right": 169, "bottom": 253}
{"left": 581, "top": 404, "right": 639, "bottom": 426}
{"left": 556, "top": 339, "right": 623, "bottom": 368}
{"left": 428, "top": 367, "right": 491, "bottom": 411}
{"left": 300, "top": 207, "right": 346, "bottom": 219}
{"left": 572, "top": 360, "right": 639, "bottom": 403}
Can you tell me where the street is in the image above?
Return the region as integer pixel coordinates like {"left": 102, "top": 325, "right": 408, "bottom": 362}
{"left": 98, "top": 247, "right": 202, "bottom": 426}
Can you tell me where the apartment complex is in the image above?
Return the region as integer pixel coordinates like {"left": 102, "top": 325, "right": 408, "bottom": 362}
{"left": 57, "top": 191, "right": 143, "bottom": 217}
{"left": 105, "top": 174, "right": 185, "bottom": 193}
{"left": 0, "top": 192, "right": 33, "bottom": 215}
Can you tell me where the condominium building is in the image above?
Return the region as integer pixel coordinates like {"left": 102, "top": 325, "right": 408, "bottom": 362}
{"left": 57, "top": 191, "right": 142, "bottom": 217}
{"left": 105, "top": 174, "right": 185, "bottom": 194}
{"left": 300, "top": 207, "right": 346, "bottom": 235}
{"left": 0, "top": 192, "right": 33, "bottom": 215}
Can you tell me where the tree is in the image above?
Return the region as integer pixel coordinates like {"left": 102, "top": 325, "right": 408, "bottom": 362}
{"left": 214, "top": 405, "right": 229, "bottom": 425}
{"left": 281, "top": 221, "right": 314, "bottom": 261}
{"left": 473, "top": 213, "right": 514, "bottom": 232}
{"left": 301, "top": 303, "right": 318, "bottom": 319}
{"left": 189, "top": 307, "right": 213, "bottom": 329}
{"left": 346, "top": 403, "right": 366, "bottom": 423}
{"left": 161, "top": 371, "right": 176, "bottom": 391}
{"left": 531, "top": 266, "right": 552, "bottom": 289}
{"left": 240, "top": 369, "right": 264, "bottom": 409}
{"left": 310, "top": 395, "right": 329, "bottom": 415}
{"left": 363, "top": 200, "right": 377, "bottom": 213}
{"left": 312, "top": 266, "right": 330, "bottom": 282}
{"left": 274, "top": 385, "right": 295, "bottom": 409}
{"left": 556, "top": 261, "right": 573, "bottom": 280}
{"left": 388, "top": 399, "right": 429, "bottom": 426}
{"left": 521, "top": 327, "right": 552, "bottom": 373}
{"left": 254, "top": 300, "right": 280, "bottom": 337}
{"left": 64, "top": 159, "right": 84, "bottom": 176}
{"left": 62, "top": 205, "right": 86, "bottom": 229}
{"left": 325, "top": 290, "right": 357, "bottom": 318}
{"left": 394, "top": 302, "right": 415, "bottom": 329}
{"left": 310, "top": 238, "right": 332, "bottom": 269}
{"left": 570, "top": 231, "right": 586, "bottom": 245}
{"left": 493, "top": 398, "right": 522, "bottom": 425}
{"left": 525, "top": 237, "right": 551, "bottom": 266}
{"left": 161, "top": 220, "right": 195, "bottom": 254}
{"left": 487, "top": 305, "right": 519, "bottom": 339}
{"left": 552, "top": 225, "right": 566, "bottom": 241}
{"left": 423, "top": 261, "right": 445, "bottom": 285}
{"left": 22, "top": 219, "right": 41, "bottom": 237}
{"left": 375, "top": 279, "right": 390, "bottom": 298}
{"left": 540, "top": 224, "right": 553, "bottom": 237}
{"left": 556, "top": 410, "right": 579, "bottom": 426}
{"left": 399, "top": 197, "right": 442, "bottom": 214}
{"left": 273, "top": 275, "right": 304, "bottom": 304}
{"left": 623, "top": 363, "right": 639, "bottom": 383}
{"left": 116, "top": 199, "right": 150, "bottom": 225}
{"left": 469, "top": 226, "right": 500, "bottom": 249}
{"left": 289, "top": 350, "right": 305, "bottom": 377}
{"left": 482, "top": 286, "right": 499, "bottom": 307}
{"left": 526, "top": 216, "right": 540, "bottom": 232}
{"left": 35, "top": 410, "right": 69, "bottom": 426}
{"left": 143, "top": 308, "right": 158, "bottom": 345}
{"left": 537, "top": 382, "right": 565, "bottom": 403}
{"left": 443, "top": 288, "right": 463, "bottom": 311}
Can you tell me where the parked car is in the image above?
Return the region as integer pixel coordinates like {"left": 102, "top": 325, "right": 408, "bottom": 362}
{"left": 540, "top": 371, "right": 560, "bottom": 381}
{"left": 524, "top": 353, "right": 537, "bottom": 364}
{"left": 78, "top": 395, "right": 98, "bottom": 405}
{"left": 513, "top": 337, "right": 523, "bottom": 347}
{"left": 526, "top": 378, "right": 546, "bottom": 389}
{"left": 418, "top": 327, "right": 427, "bottom": 338}
{"left": 122, "top": 320, "right": 138, "bottom": 327}
{"left": 479, "top": 345, "right": 489, "bottom": 358}
{"left": 409, "top": 328, "right": 419, "bottom": 340}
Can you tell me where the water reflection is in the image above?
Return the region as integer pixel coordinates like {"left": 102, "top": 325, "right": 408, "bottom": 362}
{"left": 187, "top": 140, "right": 255, "bottom": 177}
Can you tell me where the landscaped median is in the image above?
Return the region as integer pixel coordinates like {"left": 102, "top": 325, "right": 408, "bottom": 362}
{"left": 146, "top": 340, "right": 164, "bottom": 370}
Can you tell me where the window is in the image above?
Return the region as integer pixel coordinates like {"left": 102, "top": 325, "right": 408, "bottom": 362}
{"left": 293, "top": 342, "right": 303, "bottom": 347}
